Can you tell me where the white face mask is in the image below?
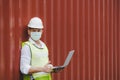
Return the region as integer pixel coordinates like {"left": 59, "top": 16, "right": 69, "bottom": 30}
{"left": 30, "top": 32, "right": 42, "bottom": 41}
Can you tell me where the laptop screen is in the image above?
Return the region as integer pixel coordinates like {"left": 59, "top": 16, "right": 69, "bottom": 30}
{"left": 62, "top": 50, "right": 75, "bottom": 67}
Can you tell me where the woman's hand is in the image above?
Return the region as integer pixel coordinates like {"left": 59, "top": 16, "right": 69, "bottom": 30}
{"left": 42, "top": 64, "right": 53, "bottom": 73}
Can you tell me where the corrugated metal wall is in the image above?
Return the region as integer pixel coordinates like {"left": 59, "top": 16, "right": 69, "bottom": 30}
{"left": 0, "top": 0, "right": 120, "bottom": 80}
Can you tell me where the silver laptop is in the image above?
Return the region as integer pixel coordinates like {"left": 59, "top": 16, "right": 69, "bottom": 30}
{"left": 52, "top": 50, "right": 75, "bottom": 73}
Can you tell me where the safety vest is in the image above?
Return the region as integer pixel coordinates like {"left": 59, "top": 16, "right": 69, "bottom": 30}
{"left": 22, "top": 41, "right": 51, "bottom": 80}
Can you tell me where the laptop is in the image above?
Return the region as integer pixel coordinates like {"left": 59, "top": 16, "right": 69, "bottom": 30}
{"left": 52, "top": 50, "right": 75, "bottom": 73}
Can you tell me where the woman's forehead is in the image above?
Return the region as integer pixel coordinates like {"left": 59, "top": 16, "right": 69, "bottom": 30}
{"left": 29, "top": 28, "right": 42, "bottom": 30}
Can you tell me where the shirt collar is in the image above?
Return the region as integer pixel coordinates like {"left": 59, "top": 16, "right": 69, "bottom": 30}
{"left": 29, "top": 38, "right": 44, "bottom": 48}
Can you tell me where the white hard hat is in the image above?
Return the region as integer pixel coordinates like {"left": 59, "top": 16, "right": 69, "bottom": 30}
{"left": 28, "top": 17, "right": 43, "bottom": 29}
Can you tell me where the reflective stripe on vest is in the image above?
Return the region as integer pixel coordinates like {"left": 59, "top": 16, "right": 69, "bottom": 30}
{"left": 22, "top": 41, "right": 51, "bottom": 80}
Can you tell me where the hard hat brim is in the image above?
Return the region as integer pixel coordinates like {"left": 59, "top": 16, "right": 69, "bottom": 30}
{"left": 28, "top": 25, "right": 43, "bottom": 29}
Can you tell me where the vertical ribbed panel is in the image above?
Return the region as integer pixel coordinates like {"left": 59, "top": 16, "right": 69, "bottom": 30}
{"left": 0, "top": 0, "right": 120, "bottom": 80}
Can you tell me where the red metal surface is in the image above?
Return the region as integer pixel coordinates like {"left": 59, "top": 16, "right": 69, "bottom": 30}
{"left": 0, "top": 0, "right": 120, "bottom": 80}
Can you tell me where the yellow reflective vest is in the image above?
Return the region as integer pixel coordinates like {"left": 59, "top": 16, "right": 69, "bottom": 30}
{"left": 22, "top": 41, "right": 51, "bottom": 80}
